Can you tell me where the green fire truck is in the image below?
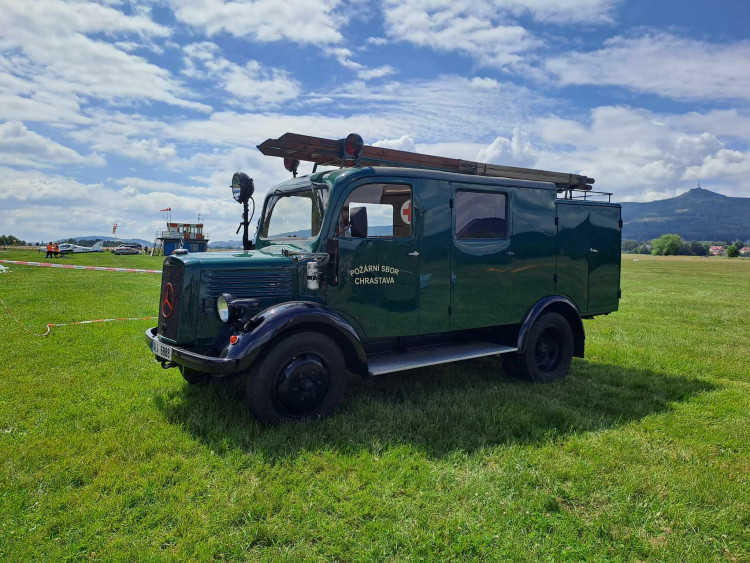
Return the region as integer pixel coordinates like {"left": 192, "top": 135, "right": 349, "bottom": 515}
{"left": 147, "top": 133, "right": 621, "bottom": 423}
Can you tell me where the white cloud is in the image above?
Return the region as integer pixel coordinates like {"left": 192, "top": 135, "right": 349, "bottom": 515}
{"left": 684, "top": 150, "right": 750, "bottom": 182}
{"left": 526, "top": 106, "right": 748, "bottom": 199}
{"left": 545, "top": 32, "right": 750, "bottom": 101}
{"left": 167, "top": 0, "right": 346, "bottom": 46}
{"left": 115, "top": 177, "right": 219, "bottom": 197}
{"left": 469, "top": 77, "right": 502, "bottom": 89}
{"left": 373, "top": 135, "right": 417, "bottom": 152}
{"left": 0, "top": 121, "right": 104, "bottom": 168}
{"left": 67, "top": 110, "right": 177, "bottom": 163}
{"left": 169, "top": 75, "right": 550, "bottom": 151}
{"left": 323, "top": 47, "right": 397, "bottom": 80}
{"left": 0, "top": 166, "right": 242, "bottom": 243}
{"left": 382, "top": 1, "right": 538, "bottom": 68}
{"left": 182, "top": 42, "right": 300, "bottom": 107}
{"left": 354, "top": 65, "right": 397, "bottom": 81}
{"left": 116, "top": 138, "right": 178, "bottom": 162}
{"left": 494, "top": 0, "right": 619, "bottom": 24}
{"left": 380, "top": 0, "right": 618, "bottom": 68}
{"left": 476, "top": 128, "right": 537, "bottom": 167}
{"left": 0, "top": 0, "right": 209, "bottom": 112}
{"left": 383, "top": 105, "right": 750, "bottom": 201}
{"left": 0, "top": 54, "right": 91, "bottom": 125}
{"left": 666, "top": 110, "right": 750, "bottom": 143}
{"left": 366, "top": 37, "right": 388, "bottom": 46}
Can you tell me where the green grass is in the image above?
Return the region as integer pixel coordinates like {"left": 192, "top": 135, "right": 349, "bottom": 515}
{"left": 1, "top": 249, "right": 748, "bottom": 561}
{"left": 1, "top": 247, "right": 168, "bottom": 269}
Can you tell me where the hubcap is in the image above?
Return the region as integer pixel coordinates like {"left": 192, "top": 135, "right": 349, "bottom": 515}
{"left": 535, "top": 327, "right": 563, "bottom": 373}
{"left": 274, "top": 354, "right": 330, "bottom": 417}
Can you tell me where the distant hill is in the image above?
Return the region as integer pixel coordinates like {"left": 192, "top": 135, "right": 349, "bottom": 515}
{"left": 619, "top": 188, "right": 750, "bottom": 241}
{"left": 209, "top": 240, "right": 245, "bottom": 249}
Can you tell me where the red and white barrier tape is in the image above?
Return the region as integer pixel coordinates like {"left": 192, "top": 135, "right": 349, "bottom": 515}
{"left": 1, "top": 297, "right": 156, "bottom": 337}
{"left": 49, "top": 316, "right": 158, "bottom": 327}
{"left": 0, "top": 260, "right": 161, "bottom": 274}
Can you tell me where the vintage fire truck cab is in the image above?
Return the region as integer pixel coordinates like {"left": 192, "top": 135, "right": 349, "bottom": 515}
{"left": 146, "top": 134, "right": 621, "bottom": 423}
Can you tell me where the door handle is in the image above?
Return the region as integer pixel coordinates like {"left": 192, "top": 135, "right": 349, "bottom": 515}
{"left": 504, "top": 251, "right": 514, "bottom": 256}
{"left": 408, "top": 251, "right": 420, "bottom": 257}
{"left": 590, "top": 248, "right": 599, "bottom": 253}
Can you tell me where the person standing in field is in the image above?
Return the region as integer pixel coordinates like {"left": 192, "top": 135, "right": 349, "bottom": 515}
{"left": 53, "top": 243, "right": 59, "bottom": 257}
{"left": 45, "top": 242, "right": 53, "bottom": 258}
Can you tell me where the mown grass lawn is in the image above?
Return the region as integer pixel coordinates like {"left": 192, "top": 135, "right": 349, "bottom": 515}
{"left": 1, "top": 249, "right": 748, "bottom": 561}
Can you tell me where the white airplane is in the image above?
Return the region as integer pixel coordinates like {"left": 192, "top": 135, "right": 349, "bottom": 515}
{"left": 57, "top": 241, "right": 105, "bottom": 254}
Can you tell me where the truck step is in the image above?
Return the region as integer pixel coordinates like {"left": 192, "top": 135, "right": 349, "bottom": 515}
{"left": 367, "top": 342, "right": 518, "bottom": 376}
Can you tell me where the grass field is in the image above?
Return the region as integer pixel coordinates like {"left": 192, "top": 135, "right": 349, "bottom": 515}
{"left": 1, "top": 249, "right": 748, "bottom": 561}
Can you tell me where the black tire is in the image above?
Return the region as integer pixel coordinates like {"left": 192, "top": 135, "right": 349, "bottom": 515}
{"left": 246, "top": 331, "right": 347, "bottom": 424}
{"left": 505, "top": 312, "right": 574, "bottom": 383}
{"left": 180, "top": 366, "right": 211, "bottom": 385}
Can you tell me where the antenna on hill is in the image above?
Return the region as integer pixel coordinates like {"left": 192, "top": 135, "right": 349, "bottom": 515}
{"left": 697, "top": 177, "right": 701, "bottom": 189}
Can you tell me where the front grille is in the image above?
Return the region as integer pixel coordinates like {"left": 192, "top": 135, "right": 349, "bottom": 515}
{"left": 205, "top": 269, "right": 293, "bottom": 300}
{"left": 158, "top": 260, "right": 184, "bottom": 341}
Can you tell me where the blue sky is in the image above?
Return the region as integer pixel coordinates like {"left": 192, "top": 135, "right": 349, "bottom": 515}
{"left": 1, "top": 0, "right": 749, "bottom": 243}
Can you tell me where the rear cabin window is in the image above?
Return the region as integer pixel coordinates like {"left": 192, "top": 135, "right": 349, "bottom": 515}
{"left": 455, "top": 191, "right": 507, "bottom": 239}
{"left": 339, "top": 183, "right": 413, "bottom": 238}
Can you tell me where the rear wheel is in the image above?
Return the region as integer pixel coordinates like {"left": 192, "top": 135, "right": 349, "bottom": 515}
{"left": 503, "top": 312, "right": 574, "bottom": 383}
{"left": 246, "top": 331, "right": 347, "bottom": 424}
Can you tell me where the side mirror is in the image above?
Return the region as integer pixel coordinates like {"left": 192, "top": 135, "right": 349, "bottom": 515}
{"left": 349, "top": 206, "right": 368, "bottom": 238}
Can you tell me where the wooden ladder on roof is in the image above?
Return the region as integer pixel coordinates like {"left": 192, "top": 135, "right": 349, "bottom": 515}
{"left": 257, "top": 132, "right": 595, "bottom": 190}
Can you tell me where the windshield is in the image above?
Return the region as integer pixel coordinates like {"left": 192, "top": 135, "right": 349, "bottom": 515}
{"left": 260, "top": 184, "right": 329, "bottom": 239}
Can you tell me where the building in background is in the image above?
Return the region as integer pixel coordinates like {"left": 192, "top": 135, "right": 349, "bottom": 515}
{"left": 155, "top": 222, "right": 209, "bottom": 255}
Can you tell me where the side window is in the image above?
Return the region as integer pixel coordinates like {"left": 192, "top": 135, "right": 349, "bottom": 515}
{"left": 455, "top": 191, "right": 507, "bottom": 240}
{"left": 339, "top": 183, "right": 413, "bottom": 238}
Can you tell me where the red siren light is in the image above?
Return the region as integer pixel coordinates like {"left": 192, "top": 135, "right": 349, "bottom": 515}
{"left": 344, "top": 133, "right": 364, "bottom": 158}
{"left": 283, "top": 157, "right": 300, "bottom": 177}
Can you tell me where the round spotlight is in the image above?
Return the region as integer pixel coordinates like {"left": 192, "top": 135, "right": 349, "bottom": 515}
{"left": 231, "top": 172, "right": 254, "bottom": 203}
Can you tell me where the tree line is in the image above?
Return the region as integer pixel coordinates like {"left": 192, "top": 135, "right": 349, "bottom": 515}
{"left": 0, "top": 236, "right": 124, "bottom": 248}
{"left": 0, "top": 234, "right": 28, "bottom": 246}
{"left": 623, "top": 235, "right": 748, "bottom": 257}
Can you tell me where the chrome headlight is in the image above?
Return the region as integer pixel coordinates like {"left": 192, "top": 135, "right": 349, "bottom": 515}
{"left": 217, "top": 293, "right": 232, "bottom": 323}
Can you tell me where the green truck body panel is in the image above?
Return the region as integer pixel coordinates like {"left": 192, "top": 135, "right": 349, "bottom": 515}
{"left": 556, "top": 201, "right": 622, "bottom": 316}
{"left": 155, "top": 166, "right": 621, "bottom": 354}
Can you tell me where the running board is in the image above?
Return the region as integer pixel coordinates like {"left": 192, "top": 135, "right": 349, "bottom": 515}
{"left": 367, "top": 342, "right": 518, "bottom": 376}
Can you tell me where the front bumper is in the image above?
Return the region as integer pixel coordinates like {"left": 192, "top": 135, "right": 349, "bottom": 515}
{"left": 145, "top": 327, "right": 240, "bottom": 375}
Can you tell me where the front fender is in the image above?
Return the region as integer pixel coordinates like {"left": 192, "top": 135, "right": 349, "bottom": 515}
{"left": 221, "top": 301, "right": 368, "bottom": 375}
{"left": 517, "top": 295, "right": 585, "bottom": 358}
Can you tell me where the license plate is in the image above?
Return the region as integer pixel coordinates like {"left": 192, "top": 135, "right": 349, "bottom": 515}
{"left": 152, "top": 339, "right": 173, "bottom": 361}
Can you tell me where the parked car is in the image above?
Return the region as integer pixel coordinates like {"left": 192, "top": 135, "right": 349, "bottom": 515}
{"left": 112, "top": 244, "right": 142, "bottom": 255}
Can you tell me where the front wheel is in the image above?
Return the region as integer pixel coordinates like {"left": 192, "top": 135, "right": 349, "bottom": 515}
{"left": 246, "top": 331, "right": 347, "bottom": 424}
{"left": 180, "top": 366, "right": 211, "bottom": 385}
{"left": 503, "top": 312, "right": 574, "bottom": 383}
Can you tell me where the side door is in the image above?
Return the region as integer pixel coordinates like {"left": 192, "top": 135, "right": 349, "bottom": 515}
{"left": 450, "top": 184, "right": 512, "bottom": 330}
{"left": 328, "top": 181, "right": 420, "bottom": 339}
{"left": 587, "top": 205, "right": 621, "bottom": 313}
{"left": 555, "top": 202, "right": 590, "bottom": 313}
{"left": 555, "top": 202, "right": 621, "bottom": 315}
{"left": 417, "top": 180, "right": 452, "bottom": 334}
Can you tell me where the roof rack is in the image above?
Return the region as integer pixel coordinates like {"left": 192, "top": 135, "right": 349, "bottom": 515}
{"left": 257, "top": 132, "right": 595, "bottom": 190}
